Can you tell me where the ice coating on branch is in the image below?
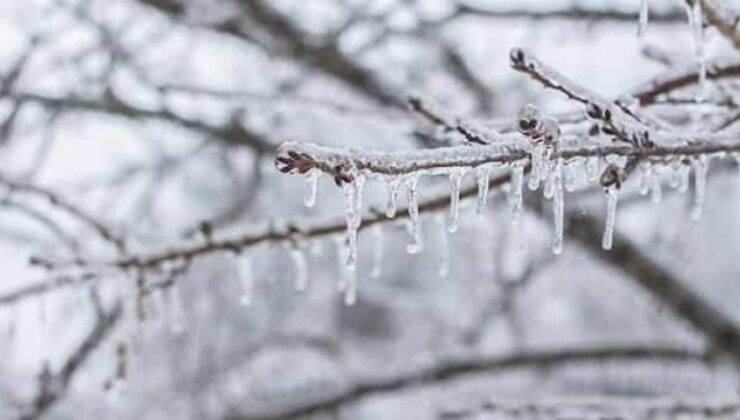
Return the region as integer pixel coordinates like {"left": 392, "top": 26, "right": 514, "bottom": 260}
{"left": 691, "top": 155, "right": 709, "bottom": 220}
{"left": 237, "top": 255, "right": 254, "bottom": 307}
{"left": 437, "top": 215, "right": 449, "bottom": 278}
{"left": 303, "top": 171, "right": 320, "bottom": 208}
{"left": 343, "top": 174, "right": 365, "bottom": 270}
{"left": 476, "top": 166, "right": 491, "bottom": 215}
{"left": 405, "top": 176, "right": 422, "bottom": 254}
{"left": 290, "top": 247, "right": 309, "bottom": 292}
{"left": 638, "top": 0, "right": 649, "bottom": 37}
{"left": 510, "top": 163, "right": 524, "bottom": 221}
{"left": 552, "top": 159, "right": 564, "bottom": 254}
{"left": 602, "top": 186, "right": 619, "bottom": 250}
{"left": 447, "top": 170, "right": 464, "bottom": 233}
{"left": 370, "top": 224, "right": 383, "bottom": 279}
{"left": 685, "top": 0, "right": 707, "bottom": 99}
{"left": 385, "top": 177, "right": 401, "bottom": 218}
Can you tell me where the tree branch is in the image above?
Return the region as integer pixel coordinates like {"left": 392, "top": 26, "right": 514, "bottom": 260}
{"left": 224, "top": 345, "right": 712, "bottom": 420}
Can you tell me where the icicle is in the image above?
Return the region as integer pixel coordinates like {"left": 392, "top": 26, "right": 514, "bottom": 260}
{"left": 509, "top": 163, "right": 524, "bottom": 221}
{"left": 679, "top": 162, "right": 691, "bottom": 193}
{"left": 528, "top": 144, "right": 545, "bottom": 190}
{"left": 335, "top": 236, "right": 347, "bottom": 292}
{"left": 405, "top": 176, "right": 422, "bottom": 254}
{"left": 344, "top": 268, "right": 357, "bottom": 306}
{"left": 564, "top": 160, "right": 578, "bottom": 192}
{"left": 638, "top": 0, "right": 649, "bottom": 38}
{"left": 638, "top": 163, "right": 651, "bottom": 196}
{"left": 543, "top": 160, "right": 555, "bottom": 200}
{"left": 342, "top": 174, "right": 365, "bottom": 270}
{"left": 303, "top": 171, "right": 320, "bottom": 208}
{"left": 290, "top": 247, "right": 309, "bottom": 291}
{"left": 602, "top": 186, "right": 619, "bottom": 250}
{"left": 691, "top": 155, "right": 708, "bottom": 220}
{"left": 650, "top": 169, "right": 663, "bottom": 203}
{"left": 385, "top": 177, "right": 401, "bottom": 218}
{"left": 552, "top": 159, "right": 564, "bottom": 255}
{"left": 669, "top": 161, "right": 682, "bottom": 189}
{"left": 685, "top": 0, "right": 707, "bottom": 99}
{"left": 370, "top": 224, "right": 383, "bottom": 279}
{"left": 437, "top": 215, "right": 449, "bottom": 278}
{"left": 586, "top": 157, "right": 600, "bottom": 184}
{"left": 237, "top": 255, "right": 254, "bottom": 307}
{"left": 476, "top": 166, "right": 491, "bottom": 215}
{"left": 447, "top": 170, "right": 464, "bottom": 233}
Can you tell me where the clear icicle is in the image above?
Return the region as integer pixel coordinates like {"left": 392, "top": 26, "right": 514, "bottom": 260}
{"left": 650, "top": 169, "right": 663, "bottom": 203}
{"left": 552, "top": 159, "right": 564, "bottom": 255}
{"left": 528, "top": 144, "right": 545, "bottom": 190}
{"left": 691, "top": 156, "right": 709, "bottom": 220}
{"left": 406, "top": 176, "right": 423, "bottom": 254}
{"left": 586, "top": 157, "right": 600, "bottom": 184}
{"left": 543, "top": 160, "right": 555, "bottom": 200}
{"left": 335, "top": 237, "right": 347, "bottom": 292}
{"left": 290, "top": 247, "right": 309, "bottom": 291}
{"left": 370, "top": 224, "right": 383, "bottom": 279}
{"left": 679, "top": 163, "right": 691, "bottom": 193}
{"left": 669, "top": 161, "right": 682, "bottom": 189}
{"left": 303, "top": 171, "right": 320, "bottom": 208}
{"left": 602, "top": 186, "right": 619, "bottom": 250}
{"left": 344, "top": 268, "right": 357, "bottom": 306}
{"left": 476, "top": 166, "right": 491, "bottom": 215}
{"left": 509, "top": 163, "right": 524, "bottom": 221}
{"left": 686, "top": 0, "right": 707, "bottom": 99}
{"left": 639, "top": 163, "right": 651, "bottom": 196}
{"left": 564, "top": 160, "right": 578, "bottom": 192}
{"left": 447, "top": 171, "right": 464, "bottom": 234}
{"left": 437, "top": 215, "right": 449, "bottom": 278}
{"left": 638, "top": 0, "right": 649, "bottom": 37}
{"left": 343, "top": 175, "right": 365, "bottom": 270}
{"left": 385, "top": 177, "right": 401, "bottom": 218}
{"left": 237, "top": 255, "right": 254, "bottom": 307}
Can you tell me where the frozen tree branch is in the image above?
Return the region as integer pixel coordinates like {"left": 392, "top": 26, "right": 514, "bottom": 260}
{"left": 632, "top": 58, "right": 740, "bottom": 105}
{"left": 274, "top": 138, "right": 740, "bottom": 181}
{"left": 225, "top": 345, "right": 712, "bottom": 420}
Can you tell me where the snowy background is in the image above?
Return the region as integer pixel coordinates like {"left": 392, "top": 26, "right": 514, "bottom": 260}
{"left": 1, "top": 0, "right": 740, "bottom": 418}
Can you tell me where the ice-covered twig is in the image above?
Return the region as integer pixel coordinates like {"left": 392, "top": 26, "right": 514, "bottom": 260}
{"left": 509, "top": 48, "right": 657, "bottom": 146}
{"left": 275, "top": 137, "right": 740, "bottom": 182}
{"left": 631, "top": 58, "right": 740, "bottom": 105}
